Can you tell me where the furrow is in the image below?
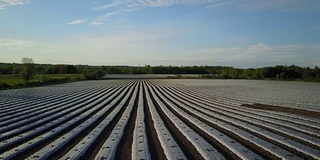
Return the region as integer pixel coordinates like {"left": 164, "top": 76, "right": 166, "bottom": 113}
{"left": 94, "top": 81, "right": 140, "bottom": 160}
{"left": 131, "top": 82, "right": 151, "bottom": 160}
{"left": 142, "top": 81, "right": 171, "bottom": 160}
{"left": 0, "top": 84, "right": 131, "bottom": 159}
{"left": 142, "top": 81, "right": 168, "bottom": 160}
{"left": 146, "top": 81, "right": 226, "bottom": 160}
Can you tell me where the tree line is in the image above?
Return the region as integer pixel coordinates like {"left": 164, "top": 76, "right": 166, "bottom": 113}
{"left": 102, "top": 65, "right": 320, "bottom": 81}
{"left": 1, "top": 61, "right": 320, "bottom": 82}
{"left": 0, "top": 63, "right": 79, "bottom": 75}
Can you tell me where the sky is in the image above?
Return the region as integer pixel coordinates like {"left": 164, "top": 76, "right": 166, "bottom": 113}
{"left": 0, "top": 0, "right": 320, "bottom": 68}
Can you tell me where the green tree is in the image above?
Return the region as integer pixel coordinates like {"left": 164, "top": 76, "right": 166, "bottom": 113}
{"left": 12, "top": 67, "right": 22, "bottom": 75}
{"left": 20, "top": 57, "right": 35, "bottom": 83}
{"left": 58, "top": 65, "right": 78, "bottom": 74}
{"left": 108, "top": 67, "right": 122, "bottom": 74}
{"left": 242, "top": 68, "right": 255, "bottom": 79}
{"left": 82, "top": 67, "right": 105, "bottom": 80}
{"left": 314, "top": 66, "right": 320, "bottom": 79}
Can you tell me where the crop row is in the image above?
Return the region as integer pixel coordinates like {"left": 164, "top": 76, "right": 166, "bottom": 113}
{"left": 0, "top": 80, "right": 319, "bottom": 159}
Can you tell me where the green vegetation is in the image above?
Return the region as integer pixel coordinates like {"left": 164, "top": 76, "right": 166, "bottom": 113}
{"left": 0, "top": 74, "right": 83, "bottom": 89}
{"left": 0, "top": 59, "right": 87, "bottom": 89}
{"left": 1, "top": 61, "right": 320, "bottom": 90}
{"left": 20, "top": 57, "right": 35, "bottom": 83}
{"left": 82, "top": 66, "right": 105, "bottom": 80}
{"left": 98, "top": 65, "right": 320, "bottom": 82}
{"left": 0, "top": 74, "right": 23, "bottom": 86}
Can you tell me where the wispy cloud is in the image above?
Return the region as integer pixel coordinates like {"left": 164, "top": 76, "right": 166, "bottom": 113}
{"left": 93, "top": 2, "right": 120, "bottom": 10}
{"left": 0, "top": 38, "right": 34, "bottom": 48}
{"left": 90, "top": 0, "right": 320, "bottom": 25}
{"left": 79, "top": 28, "right": 172, "bottom": 52}
{"left": 184, "top": 43, "right": 320, "bottom": 67}
{"left": 91, "top": 0, "right": 221, "bottom": 24}
{"left": 99, "top": 11, "right": 119, "bottom": 18}
{"left": 42, "top": 27, "right": 183, "bottom": 65}
{"left": 93, "top": 0, "right": 216, "bottom": 11}
{"left": 91, "top": 11, "right": 120, "bottom": 24}
{"left": 90, "top": 21, "right": 103, "bottom": 26}
{"left": 208, "top": 0, "right": 320, "bottom": 13}
{"left": 94, "top": 0, "right": 320, "bottom": 12}
{"left": 0, "top": 0, "right": 29, "bottom": 10}
{"left": 67, "top": 18, "right": 87, "bottom": 25}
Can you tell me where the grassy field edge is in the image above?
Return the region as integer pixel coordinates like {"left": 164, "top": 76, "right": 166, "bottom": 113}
{"left": 0, "top": 74, "right": 84, "bottom": 90}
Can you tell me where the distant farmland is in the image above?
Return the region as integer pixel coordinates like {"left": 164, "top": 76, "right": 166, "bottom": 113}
{"left": 0, "top": 79, "right": 319, "bottom": 159}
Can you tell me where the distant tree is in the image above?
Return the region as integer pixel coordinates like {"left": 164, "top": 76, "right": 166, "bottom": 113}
{"left": 242, "top": 68, "right": 255, "bottom": 79}
{"left": 58, "top": 65, "right": 78, "bottom": 74}
{"left": 144, "top": 65, "right": 152, "bottom": 74}
{"left": 0, "top": 67, "right": 11, "bottom": 74}
{"left": 280, "top": 72, "right": 288, "bottom": 80}
{"left": 108, "top": 67, "right": 122, "bottom": 74}
{"left": 20, "top": 57, "right": 35, "bottom": 83}
{"left": 45, "top": 66, "right": 55, "bottom": 74}
{"left": 314, "top": 66, "right": 320, "bottom": 79}
{"left": 302, "top": 67, "right": 311, "bottom": 80}
{"left": 12, "top": 67, "right": 22, "bottom": 75}
{"left": 82, "top": 67, "right": 105, "bottom": 80}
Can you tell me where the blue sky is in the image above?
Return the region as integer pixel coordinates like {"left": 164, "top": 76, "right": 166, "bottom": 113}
{"left": 0, "top": 0, "right": 320, "bottom": 68}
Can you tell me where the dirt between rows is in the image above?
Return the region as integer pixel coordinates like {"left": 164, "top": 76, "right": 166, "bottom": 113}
{"left": 241, "top": 103, "right": 320, "bottom": 119}
{"left": 143, "top": 85, "right": 167, "bottom": 160}
{"left": 164, "top": 86, "right": 320, "bottom": 159}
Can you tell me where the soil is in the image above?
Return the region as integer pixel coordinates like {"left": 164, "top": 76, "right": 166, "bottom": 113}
{"left": 142, "top": 83, "right": 168, "bottom": 160}
{"left": 113, "top": 83, "right": 140, "bottom": 160}
{"left": 147, "top": 84, "right": 205, "bottom": 160}
{"left": 241, "top": 103, "right": 320, "bottom": 119}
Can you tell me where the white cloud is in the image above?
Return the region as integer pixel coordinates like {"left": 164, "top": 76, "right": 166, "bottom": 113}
{"left": 93, "top": 2, "right": 120, "bottom": 10}
{"left": 184, "top": 43, "right": 320, "bottom": 67}
{"left": 90, "top": 0, "right": 320, "bottom": 25}
{"left": 94, "top": 0, "right": 216, "bottom": 11}
{"left": 208, "top": 0, "right": 320, "bottom": 13}
{"left": 79, "top": 28, "right": 169, "bottom": 53}
{"left": 94, "top": 0, "right": 320, "bottom": 12}
{"left": 91, "top": 11, "right": 120, "bottom": 25}
{"left": 247, "top": 43, "right": 272, "bottom": 54}
{"left": 2, "top": 25, "right": 183, "bottom": 64}
{"left": 67, "top": 18, "right": 87, "bottom": 25}
{"left": 91, "top": 0, "right": 223, "bottom": 24}
{"left": 131, "top": 0, "right": 215, "bottom": 7}
{"left": 100, "top": 11, "right": 119, "bottom": 17}
{"left": 90, "top": 21, "right": 103, "bottom": 26}
{"left": 0, "top": 0, "right": 29, "bottom": 10}
{"left": 0, "top": 38, "right": 34, "bottom": 48}
{"left": 1, "top": 35, "right": 319, "bottom": 67}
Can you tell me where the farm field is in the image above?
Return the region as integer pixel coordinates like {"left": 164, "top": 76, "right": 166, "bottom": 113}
{"left": 168, "top": 79, "right": 320, "bottom": 111}
{"left": 0, "top": 79, "right": 319, "bottom": 160}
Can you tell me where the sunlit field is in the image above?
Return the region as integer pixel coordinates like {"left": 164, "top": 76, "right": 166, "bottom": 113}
{"left": 0, "top": 79, "right": 319, "bottom": 159}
